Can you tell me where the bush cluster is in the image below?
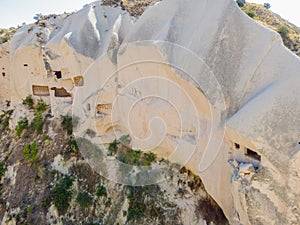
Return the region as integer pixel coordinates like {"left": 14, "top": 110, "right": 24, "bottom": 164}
{"left": 76, "top": 191, "right": 93, "bottom": 208}
{"left": 108, "top": 137, "right": 156, "bottom": 166}
{"left": 61, "top": 115, "right": 73, "bottom": 135}
{"left": 52, "top": 175, "right": 74, "bottom": 211}
{"left": 96, "top": 185, "right": 107, "bottom": 197}
{"left": 15, "top": 117, "right": 28, "bottom": 137}
{"left": 23, "top": 141, "right": 39, "bottom": 164}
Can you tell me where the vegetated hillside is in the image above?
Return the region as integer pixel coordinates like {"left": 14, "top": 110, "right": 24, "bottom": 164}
{"left": 0, "top": 28, "right": 17, "bottom": 44}
{"left": 241, "top": 3, "right": 300, "bottom": 56}
{"left": 101, "top": 0, "right": 160, "bottom": 17}
{"left": 0, "top": 98, "right": 227, "bottom": 224}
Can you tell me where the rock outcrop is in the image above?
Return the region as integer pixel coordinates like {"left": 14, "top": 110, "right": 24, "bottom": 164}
{"left": 1, "top": 0, "right": 299, "bottom": 224}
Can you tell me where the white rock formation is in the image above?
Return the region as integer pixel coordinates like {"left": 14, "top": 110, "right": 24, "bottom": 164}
{"left": 8, "top": 2, "right": 133, "bottom": 114}
{"left": 1, "top": 0, "right": 299, "bottom": 224}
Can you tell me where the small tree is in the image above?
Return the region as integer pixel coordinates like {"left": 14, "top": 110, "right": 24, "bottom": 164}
{"left": 33, "top": 13, "right": 42, "bottom": 21}
{"left": 264, "top": 3, "right": 271, "bottom": 9}
{"left": 236, "top": 0, "right": 246, "bottom": 7}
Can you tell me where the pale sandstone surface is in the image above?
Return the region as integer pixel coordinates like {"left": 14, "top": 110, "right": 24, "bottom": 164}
{"left": 0, "top": 43, "right": 10, "bottom": 106}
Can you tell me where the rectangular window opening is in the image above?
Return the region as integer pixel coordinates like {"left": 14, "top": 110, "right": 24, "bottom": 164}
{"left": 245, "top": 148, "right": 261, "bottom": 161}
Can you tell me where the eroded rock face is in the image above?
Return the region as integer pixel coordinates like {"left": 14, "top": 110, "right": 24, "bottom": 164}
{"left": 0, "top": 42, "right": 10, "bottom": 106}
{"left": 9, "top": 2, "right": 133, "bottom": 112}
{"left": 1, "top": 0, "right": 299, "bottom": 224}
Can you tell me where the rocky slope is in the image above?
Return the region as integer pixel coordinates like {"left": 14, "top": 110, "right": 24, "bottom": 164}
{"left": 0, "top": 0, "right": 300, "bottom": 225}
{"left": 0, "top": 99, "right": 227, "bottom": 225}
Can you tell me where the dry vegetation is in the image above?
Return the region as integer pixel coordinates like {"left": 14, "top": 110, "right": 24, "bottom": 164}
{"left": 241, "top": 3, "right": 300, "bottom": 56}
{"left": 101, "top": 0, "right": 160, "bottom": 17}
{"left": 0, "top": 28, "right": 17, "bottom": 44}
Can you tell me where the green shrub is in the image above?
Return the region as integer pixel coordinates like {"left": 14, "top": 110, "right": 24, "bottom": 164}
{"left": 52, "top": 175, "right": 74, "bottom": 211}
{"left": 118, "top": 149, "right": 156, "bottom": 166}
{"left": 278, "top": 25, "right": 289, "bottom": 38}
{"left": 30, "top": 114, "right": 43, "bottom": 134}
{"left": 23, "top": 95, "right": 34, "bottom": 108}
{"left": 245, "top": 9, "right": 256, "bottom": 18}
{"left": 76, "top": 192, "right": 93, "bottom": 208}
{"left": 67, "top": 137, "right": 79, "bottom": 153}
{"left": 35, "top": 100, "right": 48, "bottom": 115}
{"left": 0, "top": 35, "right": 10, "bottom": 44}
{"left": 61, "top": 115, "right": 73, "bottom": 135}
{"left": 118, "top": 149, "right": 142, "bottom": 165}
{"left": 15, "top": 117, "right": 28, "bottom": 137}
{"left": 0, "top": 110, "right": 12, "bottom": 131}
{"left": 108, "top": 136, "right": 156, "bottom": 166}
{"left": 141, "top": 152, "right": 156, "bottom": 166}
{"left": 23, "top": 141, "right": 39, "bottom": 164}
{"left": 108, "top": 139, "right": 118, "bottom": 156}
{"left": 96, "top": 185, "right": 107, "bottom": 197}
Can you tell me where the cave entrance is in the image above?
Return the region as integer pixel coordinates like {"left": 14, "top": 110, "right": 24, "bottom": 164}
{"left": 54, "top": 71, "right": 62, "bottom": 79}
{"left": 53, "top": 71, "right": 62, "bottom": 79}
{"left": 245, "top": 148, "right": 261, "bottom": 161}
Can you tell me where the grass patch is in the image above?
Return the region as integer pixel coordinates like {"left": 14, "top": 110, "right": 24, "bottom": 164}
{"left": 52, "top": 175, "right": 74, "bottom": 212}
